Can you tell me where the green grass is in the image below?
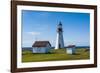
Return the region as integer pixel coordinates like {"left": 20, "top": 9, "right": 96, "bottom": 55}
{"left": 22, "top": 48, "right": 90, "bottom": 62}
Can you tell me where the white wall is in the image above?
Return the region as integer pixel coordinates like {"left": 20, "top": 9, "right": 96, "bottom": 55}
{"left": 32, "top": 47, "right": 48, "bottom": 53}
{"left": 0, "top": 0, "right": 100, "bottom": 73}
{"left": 67, "top": 48, "right": 75, "bottom": 54}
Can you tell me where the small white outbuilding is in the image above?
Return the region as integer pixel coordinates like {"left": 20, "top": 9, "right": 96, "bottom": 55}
{"left": 66, "top": 45, "right": 76, "bottom": 54}
{"left": 32, "top": 41, "right": 51, "bottom": 53}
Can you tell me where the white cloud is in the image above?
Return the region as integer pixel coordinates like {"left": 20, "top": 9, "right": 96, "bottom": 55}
{"left": 27, "top": 31, "right": 41, "bottom": 36}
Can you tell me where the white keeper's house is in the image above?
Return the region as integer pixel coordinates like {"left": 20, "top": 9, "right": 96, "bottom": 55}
{"left": 32, "top": 41, "right": 51, "bottom": 53}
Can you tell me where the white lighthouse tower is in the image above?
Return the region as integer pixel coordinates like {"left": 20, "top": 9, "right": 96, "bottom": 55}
{"left": 55, "top": 22, "right": 64, "bottom": 49}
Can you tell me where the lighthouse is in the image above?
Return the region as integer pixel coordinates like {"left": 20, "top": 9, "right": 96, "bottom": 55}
{"left": 55, "top": 22, "right": 64, "bottom": 49}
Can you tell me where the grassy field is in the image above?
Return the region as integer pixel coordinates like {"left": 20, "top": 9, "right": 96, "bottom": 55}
{"left": 22, "top": 48, "right": 90, "bottom": 62}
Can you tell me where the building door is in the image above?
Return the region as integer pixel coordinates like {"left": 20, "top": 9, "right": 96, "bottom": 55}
{"left": 59, "top": 44, "right": 61, "bottom": 49}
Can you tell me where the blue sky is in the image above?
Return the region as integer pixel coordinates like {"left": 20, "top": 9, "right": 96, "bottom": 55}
{"left": 22, "top": 10, "right": 90, "bottom": 47}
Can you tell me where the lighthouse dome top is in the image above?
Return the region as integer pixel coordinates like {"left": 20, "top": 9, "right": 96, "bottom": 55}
{"left": 58, "top": 22, "right": 62, "bottom": 26}
{"left": 57, "top": 21, "right": 63, "bottom": 32}
{"left": 57, "top": 22, "right": 62, "bottom": 28}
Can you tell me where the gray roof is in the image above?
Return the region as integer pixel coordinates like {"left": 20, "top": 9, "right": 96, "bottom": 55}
{"left": 32, "top": 41, "right": 51, "bottom": 47}
{"left": 67, "top": 45, "right": 76, "bottom": 48}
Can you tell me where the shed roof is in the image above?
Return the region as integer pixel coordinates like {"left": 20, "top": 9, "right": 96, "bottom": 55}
{"left": 67, "top": 45, "right": 76, "bottom": 48}
{"left": 32, "top": 41, "right": 51, "bottom": 47}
